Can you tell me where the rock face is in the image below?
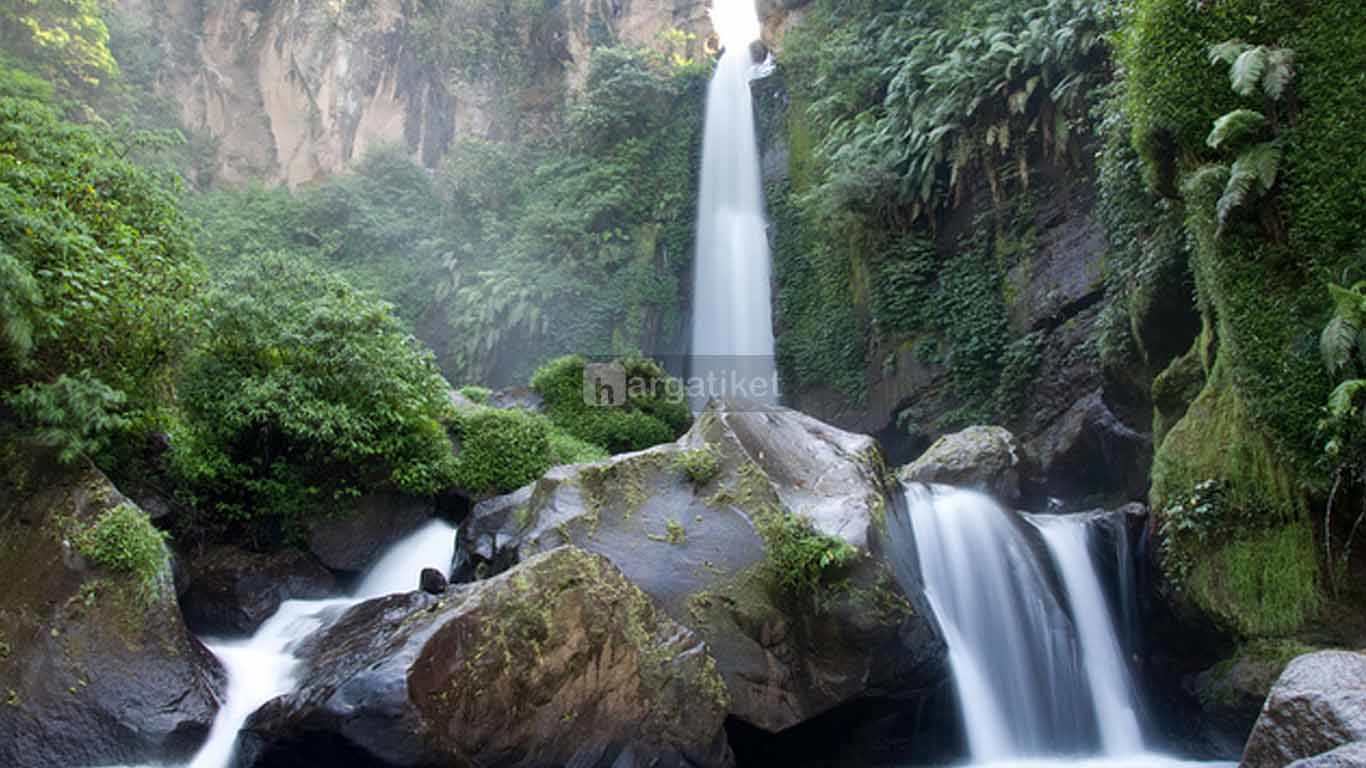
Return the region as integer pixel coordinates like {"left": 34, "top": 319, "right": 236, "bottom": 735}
{"left": 306, "top": 492, "right": 432, "bottom": 574}
{"left": 896, "top": 426, "right": 1025, "bottom": 506}
{"left": 179, "top": 546, "right": 336, "bottom": 635}
{"left": 1288, "top": 742, "right": 1366, "bottom": 767}
{"left": 1241, "top": 651, "right": 1366, "bottom": 768}
{"left": 455, "top": 401, "right": 947, "bottom": 733}
{"left": 240, "top": 547, "right": 732, "bottom": 768}
{"left": 0, "top": 440, "right": 223, "bottom": 767}
{"left": 111, "top": 0, "right": 711, "bottom": 186}
{"left": 1028, "top": 390, "right": 1152, "bottom": 502}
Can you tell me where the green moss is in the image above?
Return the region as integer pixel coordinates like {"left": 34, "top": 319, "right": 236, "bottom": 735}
{"left": 1189, "top": 522, "right": 1320, "bottom": 637}
{"left": 1151, "top": 339, "right": 1207, "bottom": 446}
{"left": 547, "top": 427, "right": 609, "bottom": 465}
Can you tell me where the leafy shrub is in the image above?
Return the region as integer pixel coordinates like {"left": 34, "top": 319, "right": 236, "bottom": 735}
{"left": 531, "top": 355, "right": 691, "bottom": 454}
{"left": 76, "top": 503, "right": 168, "bottom": 597}
{"left": 171, "top": 253, "right": 458, "bottom": 523}
{"left": 458, "top": 385, "right": 493, "bottom": 404}
{"left": 449, "top": 406, "right": 551, "bottom": 496}
{"left": 6, "top": 372, "right": 130, "bottom": 464}
{"left": 0, "top": 91, "right": 201, "bottom": 452}
{"left": 547, "top": 428, "right": 608, "bottom": 465}
{"left": 757, "top": 510, "right": 859, "bottom": 597}
{"left": 674, "top": 448, "right": 720, "bottom": 486}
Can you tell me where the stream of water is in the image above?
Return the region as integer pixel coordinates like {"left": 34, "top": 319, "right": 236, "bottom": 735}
{"left": 688, "top": 0, "right": 777, "bottom": 407}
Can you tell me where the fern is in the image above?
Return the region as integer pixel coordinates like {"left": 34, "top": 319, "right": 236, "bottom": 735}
{"left": 0, "top": 245, "right": 42, "bottom": 363}
{"left": 1261, "top": 48, "right": 1295, "bottom": 100}
{"left": 1206, "top": 109, "right": 1266, "bottom": 150}
{"left": 1321, "top": 283, "right": 1366, "bottom": 376}
{"left": 1230, "top": 46, "right": 1268, "bottom": 97}
{"left": 1207, "top": 39, "right": 1250, "bottom": 66}
{"left": 1327, "top": 379, "right": 1366, "bottom": 420}
{"left": 1216, "top": 142, "right": 1280, "bottom": 231}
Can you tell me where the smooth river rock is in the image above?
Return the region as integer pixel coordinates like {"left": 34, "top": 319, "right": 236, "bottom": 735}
{"left": 239, "top": 546, "right": 733, "bottom": 768}
{"left": 179, "top": 546, "right": 336, "bottom": 635}
{"left": 0, "top": 439, "right": 223, "bottom": 767}
{"left": 896, "top": 425, "right": 1027, "bottom": 506}
{"left": 1241, "top": 650, "right": 1366, "bottom": 768}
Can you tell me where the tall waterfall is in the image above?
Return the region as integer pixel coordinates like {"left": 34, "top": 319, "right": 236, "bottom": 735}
{"left": 903, "top": 484, "right": 1147, "bottom": 761}
{"left": 689, "top": 0, "right": 777, "bottom": 406}
{"left": 182, "top": 520, "right": 458, "bottom": 768}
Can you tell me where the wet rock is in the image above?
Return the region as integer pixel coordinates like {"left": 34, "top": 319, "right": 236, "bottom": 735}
{"left": 240, "top": 547, "right": 733, "bottom": 768}
{"left": 418, "top": 567, "right": 447, "bottom": 595}
{"left": 180, "top": 547, "right": 336, "bottom": 636}
{"left": 306, "top": 492, "right": 432, "bottom": 574}
{"left": 0, "top": 440, "right": 223, "bottom": 767}
{"left": 1241, "top": 650, "right": 1366, "bottom": 768}
{"left": 487, "top": 385, "right": 544, "bottom": 412}
{"left": 455, "top": 401, "right": 947, "bottom": 733}
{"left": 1028, "top": 390, "right": 1152, "bottom": 502}
{"left": 897, "top": 425, "right": 1026, "bottom": 506}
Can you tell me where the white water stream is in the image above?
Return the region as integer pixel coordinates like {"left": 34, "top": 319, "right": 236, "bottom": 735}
{"left": 688, "top": 0, "right": 777, "bottom": 406}
{"left": 182, "top": 520, "right": 457, "bottom": 768}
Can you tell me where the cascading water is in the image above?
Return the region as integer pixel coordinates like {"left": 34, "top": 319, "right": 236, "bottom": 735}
{"left": 180, "top": 519, "right": 457, "bottom": 768}
{"left": 1029, "top": 514, "right": 1145, "bottom": 754}
{"left": 904, "top": 484, "right": 1095, "bottom": 759}
{"left": 689, "top": 0, "right": 777, "bottom": 406}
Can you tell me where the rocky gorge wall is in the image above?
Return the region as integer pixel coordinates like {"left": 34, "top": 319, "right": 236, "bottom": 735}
{"left": 112, "top": 0, "right": 712, "bottom": 186}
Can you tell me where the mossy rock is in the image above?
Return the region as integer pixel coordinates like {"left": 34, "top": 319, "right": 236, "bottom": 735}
{"left": 454, "top": 401, "right": 945, "bottom": 733}
{"left": 1151, "top": 356, "right": 1319, "bottom": 637}
{"left": 239, "top": 547, "right": 733, "bottom": 767}
{"left": 0, "top": 438, "right": 222, "bottom": 767}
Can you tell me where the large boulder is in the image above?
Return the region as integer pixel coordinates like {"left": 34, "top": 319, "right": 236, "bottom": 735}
{"left": 1027, "top": 390, "right": 1151, "bottom": 502}
{"left": 306, "top": 492, "right": 432, "bottom": 574}
{"left": 179, "top": 546, "right": 336, "bottom": 636}
{"left": 239, "top": 546, "right": 733, "bottom": 768}
{"left": 1241, "top": 650, "right": 1366, "bottom": 768}
{"left": 0, "top": 440, "right": 223, "bottom": 767}
{"left": 455, "top": 401, "right": 947, "bottom": 733}
{"left": 1288, "top": 742, "right": 1366, "bottom": 767}
{"left": 896, "top": 425, "right": 1025, "bottom": 506}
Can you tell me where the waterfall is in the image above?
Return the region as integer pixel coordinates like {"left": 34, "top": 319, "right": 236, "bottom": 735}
{"left": 1031, "top": 514, "right": 1145, "bottom": 754}
{"left": 688, "top": 0, "right": 777, "bottom": 406}
{"left": 904, "top": 484, "right": 1095, "bottom": 759}
{"left": 183, "top": 520, "right": 458, "bottom": 768}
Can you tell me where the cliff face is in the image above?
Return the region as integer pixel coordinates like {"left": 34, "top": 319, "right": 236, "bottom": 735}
{"left": 114, "top": 0, "right": 709, "bottom": 186}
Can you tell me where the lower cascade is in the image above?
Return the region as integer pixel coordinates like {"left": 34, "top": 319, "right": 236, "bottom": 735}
{"left": 182, "top": 520, "right": 458, "bottom": 768}
{"left": 903, "top": 484, "right": 1147, "bottom": 762}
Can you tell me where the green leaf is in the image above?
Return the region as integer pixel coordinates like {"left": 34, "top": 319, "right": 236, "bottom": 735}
{"left": 1208, "top": 39, "right": 1250, "bottom": 66}
{"left": 1262, "top": 47, "right": 1295, "bottom": 100}
{"left": 1230, "top": 47, "right": 1268, "bottom": 97}
{"left": 1321, "top": 315, "right": 1359, "bottom": 376}
{"left": 1327, "top": 379, "right": 1366, "bottom": 419}
{"left": 1206, "top": 109, "right": 1266, "bottom": 150}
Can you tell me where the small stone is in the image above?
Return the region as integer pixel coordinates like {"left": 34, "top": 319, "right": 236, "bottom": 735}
{"left": 419, "top": 568, "right": 447, "bottom": 595}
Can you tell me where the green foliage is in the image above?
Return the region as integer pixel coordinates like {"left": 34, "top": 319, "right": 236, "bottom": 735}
{"left": 0, "top": 0, "right": 117, "bottom": 92}
{"left": 6, "top": 371, "right": 130, "bottom": 464}
{"left": 448, "top": 406, "right": 551, "bottom": 497}
{"left": 433, "top": 48, "right": 707, "bottom": 384}
{"left": 76, "top": 502, "right": 168, "bottom": 598}
{"left": 1122, "top": 0, "right": 1361, "bottom": 485}
{"left": 674, "top": 447, "right": 720, "bottom": 486}
{"left": 458, "top": 385, "right": 493, "bottom": 404}
{"left": 0, "top": 91, "right": 201, "bottom": 453}
{"left": 171, "top": 253, "right": 458, "bottom": 524}
{"left": 756, "top": 509, "right": 859, "bottom": 597}
{"left": 531, "top": 355, "right": 691, "bottom": 454}
{"left": 547, "top": 427, "right": 608, "bottom": 465}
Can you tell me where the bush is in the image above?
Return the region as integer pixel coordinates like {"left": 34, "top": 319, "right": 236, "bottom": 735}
{"left": 76, "top": 503, "right": 169, "bottom": 597}
{"left": 0, "top": 89, "right": 201, "bottom": 455}
{"left": 449, "top": 406, "right": 551, "bottom": 496}
{"left": 674, "top": 448, "right": 720, "bottom": 486}
{"left": 547, "top": 428, "right": 608, "bottom": 465}
{"left": 531, "top": 355, "right": 691, "bottom": 454}
{"left": 756, "top": 509, "right": 859, "bottom": 597}
{"left": 171, "top": 253, "right": 458, "bottom": 524}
